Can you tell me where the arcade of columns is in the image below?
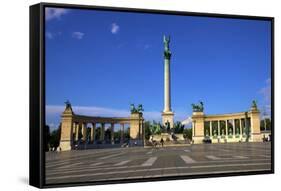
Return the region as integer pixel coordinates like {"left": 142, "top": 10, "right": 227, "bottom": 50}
{"left": 192, "top": 105, "right": 262, "bottom": 143}
{"left": 59, "top": 104, "right": 144, "bottom": 151}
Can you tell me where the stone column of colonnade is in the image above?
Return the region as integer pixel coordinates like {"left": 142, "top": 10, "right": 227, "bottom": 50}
{"left": 100, "top": 123, "right": 105, "bottom": 143}
{"left": 240, "top": 119, "right": 243, "bottom": 137}
{"left": 233, "top": 119, "right": 236, "bottom": 136}
{"left": 225, "top": 120, "right": 228, "bottom": 137}
{"left": 209, "top": 121, "right": 212, "bottom": 137}
{"left": 81, "top": 123, "right": 87, "bottom": 142}
{"left": 74, "top": 122, "right": 79, "bottom": 141}
{"left": 218, "top": 120, "right": 220, "bottom": 136}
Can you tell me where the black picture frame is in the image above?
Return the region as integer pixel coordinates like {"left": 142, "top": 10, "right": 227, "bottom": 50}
{"left": 30, "top": 2, "right": 274, "bottom": 188}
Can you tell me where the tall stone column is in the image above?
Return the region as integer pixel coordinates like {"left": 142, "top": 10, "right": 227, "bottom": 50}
{"left": 164, "top": 54, "right": 171, "bottom": 113}
{"left": 82, "top": 123, "right": 87, "bottom": 142}
{"left": 162, "top": 35, "right": 174, "bottom": 127}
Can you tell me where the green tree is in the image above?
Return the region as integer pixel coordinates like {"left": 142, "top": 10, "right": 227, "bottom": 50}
{"left": 173, "top": 121, "right": 184, "bottom": 133}
{"left": 45, "top": 125, "right": 51, "bottom": 151}
{"left": 48, "top": 124, "right": 61, "bottom": 150}
{"left": 124, "top": 128, "right": 130, "bottom": 141}
{"left": 95, "top": 127, "right": 101, "bottom": 142}
{"left": 144, "top": 121, "right": 151, "bottom": 140}
{"left": 104, "top": 128, "right": 111, "bottom": 142}
{"left": 183, "top": 128, "right": 192, "bottom": 140}
{"left": 150, "top": 121, "right": 161, "bottom": 135}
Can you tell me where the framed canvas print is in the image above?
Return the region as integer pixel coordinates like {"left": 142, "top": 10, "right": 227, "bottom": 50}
{"left": 30, "top": 2, "right": 274, "bottom": 188}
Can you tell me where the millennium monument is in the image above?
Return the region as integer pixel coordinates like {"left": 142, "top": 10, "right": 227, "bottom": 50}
{"left": 162, "top": 35, "right": 174, "bottom": 127}
{"left": 58, "top": 35, "right": 263, "bottom": 151}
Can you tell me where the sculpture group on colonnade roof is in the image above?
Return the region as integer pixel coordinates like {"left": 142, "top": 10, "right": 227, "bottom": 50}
{"left": 191, "top": 101, "right": 204, "bottom": 112}
{"left": 130, "top": 104, "right": 144, "bottom": 114}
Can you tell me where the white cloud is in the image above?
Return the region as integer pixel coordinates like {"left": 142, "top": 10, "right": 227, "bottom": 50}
{"left": 46, "top": 105, "right": 129, "bottom": 117}
{"left": 72, "top": 32, "right": 85, "bottom": 39}
{"left": 143, "top": 111, "right": 161, "bottom": 121}
{"left": 259, "top": 78, "right": 271, "bottom": 116}
{"left": 46, "top": 105, "right": 189, "bottom": 128}
{"left": 46, "top": 32, "right": 53, "bottom": 39}
{"left": 45, "top": 8, "right": 69, "bottom": 21}
{"left": 111, "top": 23, "right": 120, "bottom": 34}
{"left": 46, "top": 105, "right": 164, "bottom": 120}
{"left": 181, "top": 116, "right": 192, "bottom": 126}
{"left": 45, "top": 31, "right": 63, "bottom": 40}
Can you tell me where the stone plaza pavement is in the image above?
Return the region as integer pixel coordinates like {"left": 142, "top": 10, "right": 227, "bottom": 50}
{"left": 45, "top": 142, "right": 271, "bottom": 184}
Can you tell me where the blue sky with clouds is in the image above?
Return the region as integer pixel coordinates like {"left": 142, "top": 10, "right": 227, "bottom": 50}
{"left": 45, "top": 7, "right": 271, "bottom": 130}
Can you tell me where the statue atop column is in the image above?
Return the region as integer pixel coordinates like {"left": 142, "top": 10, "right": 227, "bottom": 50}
{"left": 64, "top": 100, "right": 72, "bottom": 109}
{"left": 251, "top": 100, "right": 258, "bottom": 110}
{"left": 163, "top": 35, "right": 172, "bottom": 59}
{"left": 191, "top": 101, "right": 204, "bottom": 112}
{"left": 130, "top": 104, "right": 144, "bottom": 114}
{"left": 63, "top": 100, "right": 73, "bottom": 114}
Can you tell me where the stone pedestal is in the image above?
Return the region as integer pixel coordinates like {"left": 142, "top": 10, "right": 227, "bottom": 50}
{"left": 162, "top": 111, "right": 174, "bottom": 127}
{"left": 129, "top": 112, "right": 144, "bottom": 146}
{"left": 59, "top": 107, "right": 74, "bottom": 151}
{"left": 192, "top": 112, "right": 205, "bottom": 144}
{"left": 249, "top": 108, "right": 262, "bottom": 142}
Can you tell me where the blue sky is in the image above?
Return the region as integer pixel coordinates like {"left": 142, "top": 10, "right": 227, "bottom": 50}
{"left": 45, "top": 7, "right": 271, "bottom": 130}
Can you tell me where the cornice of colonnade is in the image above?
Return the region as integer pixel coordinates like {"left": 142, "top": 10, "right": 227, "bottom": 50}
{"left": 71, "top": 114, "right": 132, "bottom": 124}
{"left": 192, "top": 109, "right": 260, "bottom": 121}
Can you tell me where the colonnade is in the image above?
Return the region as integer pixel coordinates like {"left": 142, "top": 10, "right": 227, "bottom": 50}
{"left": 202, "top": 118, "right": 250, "bottom": 138}
{"left": 59, "top": 104, "right": 144, "bottom": 151}
{"left": 192, "top": 106, "right": 261, "bottom": 144}
{"left": 72, "top": 122, "right": 126, "bottom": 144}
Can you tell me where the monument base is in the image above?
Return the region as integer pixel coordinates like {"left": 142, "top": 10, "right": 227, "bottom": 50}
{"left": 250, "top": 134, "right": 262, "bottom": 142}
{"left": 129, "top": 139, "right": 144, "bottom": 147}
{"left": 59, "top": 140, "right": 72, "bottom": 151}
{"left": 192, "top": 136, "right": 204, "bottom": 144}
{"left": 151, "top": 133, "right": 185, "bottom": 142}
{"left": 162, "top": 111, "right": 174, "bottom": 127}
